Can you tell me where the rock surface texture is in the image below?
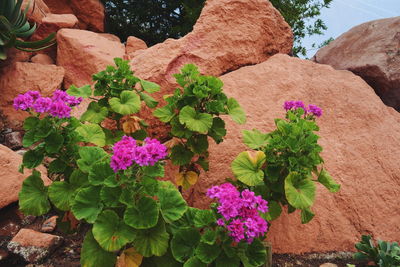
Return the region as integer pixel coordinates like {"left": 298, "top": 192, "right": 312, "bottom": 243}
{"left": 189, "top": 54, "right": 400, "bottom": 253}
{"left": 7, "top": 229, "right": 63, "bottom": 262}
{"left": 126, "top": 36, "right": 148, "bottom": 59}
{"left": 313, "top": 17, "right": 400, "bottom": 111}
{"left": 33, "top": 14, "right": 79, "bottom": 40}
{"left": 0, "top": 145, "right": 51, "bottom": 209}
{"left": 57, "top": 29, "right": 125, "bottom": 88}
{"left": 130, "top": 0, "right": 293, "bottom": 93}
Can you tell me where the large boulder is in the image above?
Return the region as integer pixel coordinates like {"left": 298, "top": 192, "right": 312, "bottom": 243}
{"left": 313, "top": 17, "right": 400, "bottom": 111}
{"left": 130, "top": 0, "right": 293, "bottom": 93}
{"left": 42, "top": 0, "right": 105, "bottom": 32}
{"left": 0, "top": 145, "right": 51, "bottom": 209}
{"left": 189, "top": 54, "right": 400, "bottom": 253}
{"left": 56, "top": 29, "right": 125, "bottom": 88}
{"left": 0, "top": 62, "right": 64, "bottom": 129}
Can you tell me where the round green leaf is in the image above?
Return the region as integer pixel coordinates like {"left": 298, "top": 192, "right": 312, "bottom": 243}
{"left": 124, "top": 197, "right": 159, "bottom": 229}
{"left": 153, "top": 105, "right": 175, "bottom": 123}
{"left": 139, "top": 92, "right": 158, "bottom": 108}
{"left": 318, "top": 169, "right": 340, "bottom": 193}
{"left": 23, "top": 117, "right": 39, "bottom": 131}
{"left": 242, "top": 129, "right": 270, "bottom": 149}
{"left": 179, "top": 106, "right": 213, "bottom": 134}
{"left": 227, "top": 98, "right": 246, "bottom": 124}
{"left": 19, "top": 170, "right": 50, "bottom": 216}
{"left": 184, "top": 257, "right": 206, "bottom": 267}
{"left": 231, "top": 151, "right": 266, "bottom": 186}
{"left": 171, "top": 228, "right": 200, "bottom": 263}
{"left": 140, "top": 80, "right": 160, "bottom": 93}
{"left": 100, "top": 186, "right": 121, "bottom": 207}
{"left": 263, "top": 200, "right": 282, "bottom": 221}
{"left": 244, "top": 239, "right": 266, "bottom": 267}
{"left": 208, "top": 117, "right": 226, "bottom": 144}
{"left": 194, "top": 209, "right": 215, "bottom": 228}
{"left": 48, "top": 181, "right": 76, "bottom": 211}
{"left": 81, "top": 102, "right": 109, "bottom": 123}
{"left": 157, "top": 184, "right": 187, "bottom": 223}
{"left": 201, "top": 229, "right": 217, "bottom": 245}
{"left": 67, "top": 85, "right": 92, "bottom": 98}
{"left": 71, "top": 186, "right": 104, "bottom": 223}
{"left": 88, "top": 161, "right": 116, "bottom": 186}
{"left": 195, "top": 242, "right": 221, "bottom": 264}
{"left": 170, "top": 144, "right": 194, "bottom": 166}
{"left": 133, "top": 219, "right": 169, "bottom": 257}
{"left": 45, "top": 132, "right": 64, "bottom": 154}
{"left": 109, "top": 90, "right": 140, "bottom": 115}
{"left": 23, "top": 149, "right": 44, "bottom": 169}
{"left": 215, "top": 252, "right": 240, "bottom": 267}
{"left": 81, "top": 230, "right": 116, "bottom": 267}
{"left": 300, "top": 208, "right": 315, "bottom": 224}
{"left": 76, "top": 123, "right": 106, "bottom": 147}
{"left": 77, "top": 146, "right": 107, "bottom": 173}
{"left": 284, "top": 172, "right": 316, "bottom": 209}
{"left": 93, "top": 210, "right": 136, "bottom": 251}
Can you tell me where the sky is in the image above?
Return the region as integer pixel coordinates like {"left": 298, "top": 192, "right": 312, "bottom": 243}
{"left": 302, "top": 0, "right": 400, "bottom": 58}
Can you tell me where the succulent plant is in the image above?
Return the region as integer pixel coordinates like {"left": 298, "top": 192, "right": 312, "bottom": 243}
{"left": 0, "top": 0, "right": 56, "bottom": 60}
{"left": 354, "top": 235, "right": 400, "bottom": 267}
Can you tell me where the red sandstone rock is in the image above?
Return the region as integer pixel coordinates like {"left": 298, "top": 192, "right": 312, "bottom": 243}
{"left": 33, "top": 14, "right": 79, "bottom": 40}
{"left": 187, "top": 54, "right": 400, "bottom": 253}
{"left": 0, "top": 62, "right": 64, "bottom": 129}
{"left": 7, "top": 229, "right": 63, "bottom": 262}
{"left": 22, "top": 0, "right": 50, "bottom": 24}
{"left": 41, "top": 216, "right": 58, "bottom": 233}
{"left": 0, "top": 145, "right": 51, "bottom": 209}
{"left": 130, "top": 0, "right": 293, "bottom": 93}
{"left": 30, "top": 54, "right": 54, "bottom": 65}
{"left": 313, "top": 17, "right": 400, "bottom": 111}
{"left": 42, "top": 0, "right": 105, "bottom": 32}
{"left": 126, "top": 36, "right": 148, "bottom": 60}
{"left": 57, "top": 29, "right": 125, "bottom": 88}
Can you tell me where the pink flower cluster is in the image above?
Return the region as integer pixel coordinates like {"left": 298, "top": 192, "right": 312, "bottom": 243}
{"left": 207, "top": 183, "right": 268, "bottom": 243}
{"left": 13, "top": 90, "right": 82, "bottom": 119}
{"left": 110, "top": 136, "right": 168, "bottom": 172}
{"left": 283, "top": 100, "right": 323, "bottom": 117}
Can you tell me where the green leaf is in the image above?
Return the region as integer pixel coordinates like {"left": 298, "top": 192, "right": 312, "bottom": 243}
{"left": 71, "top": 186, "right": 104, "bottom": 223}
{"left": 216, "top": 252, "right": 240, "bottom": 267}
{"left": 81, "top": 230, "right": 117, "bottom": 267}
{"left": 48, "top": 159, "right": 66, "bottom": 174}
{"left": 93, "top": 210, "right": 136, "bottom": 251}
{"left": 318, "top": 169, "right": 340, "bottom": 193}
{"left": 231, "top": 151, "right": 266, "bottom": 186}
{"left": 301, "top": 208, "right": 315, "bottom": 224}
{"left": 23, "top": 149, "right": 44, "bottom": 169}
{"left": 81, "top": 102, "right": 108, "bottom": 123}
{"left": 244, "top": 239, "right": 266, "bottom": 267}
{"left": 88, "top": 161, "right": 116, "bottom": 186}
{"left": 184, "top": 257, "right": 206, "bottom": 267}
{"left": 23, "top": 117, "right": 39, "bottom": 130}
{"left": 76, "top": 123, "right": 106, "bottom": 147}
{"left": 141, "top": 176, "right": 159, "bottom": 195}
{"left": 195, "top": 242, "right": 221, "bottom": 264}
{"left": 194, "top": 209, "right": 215, "bottom": 228}
{"left": 45, "top": 132, "right": 64, "bottom": 154}
{"left": 77, "top": 146, "right": 107, "bottom": 173}
{"left": 187, "top": 135, "right": 208, "bottom": 154}
{"left": 48, "top": 181, "right": 76, "bottom": 211}
{"left": 100, "top": 186, "right": 122, "bottom": 207}
{"left": 70, "top": 169, "right": 89, "bottom": 187}
{"left": 19, "top": 170, "right": 50, "bottom": 216}
{"left": 208, "top": 117, "right": 226, "bottom": 144}
{"left": 157, "top": 183, "right": 187, "bottom": 223}
{"left": 154, "top": 105, "right": 175, "bottom": 123}
{"left": 22, "top": 130, "right": 36, "bottom": 147}
{"left": 140, "top": 80, "right": 160, "bottom": 93}
{"left": 242, "top": 129, "right": 270, "bottom": 149}
{"left": 171, "top": 228, "right": 200, "bottom": 262}
{"left": 67, "top": 85, "right": 92, "bottom": 98}
{"left": 142, "top": 163, "right": 164, "bottom": 177}
{"left": 227, "top": 98, "right": 246, "bottom": 124}
{"left": 34, "top": 118, "right": 53, "bottom": 139}
{"left": 124, "top": 197, "right": 159, "bottom": 229}
{"left": 109, "top": 90, "right": 141, "bottom": 115}
{"left": 201, "top": 229, "right": 217, "bottom": 245}
{"left": 133, "top": 219, "right": 169, "bottom": 257}
{"left": 263, "top": 200, "right": 282, "bottom": 221}
{"left": 179, "top": 106, "right": 213, "bottom": 134}
{"left": 170, "top": 144, "right": 194, "bottom": 166}
{"left": 284, "top": 172, "right": 316, "bottom": 209}
{"left": 140, "top": 92, "right": 158, "bottom": 108}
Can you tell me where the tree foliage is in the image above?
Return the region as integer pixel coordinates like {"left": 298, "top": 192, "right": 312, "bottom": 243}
{"left": 101, "top": 0, "right": 205, "bottom": 46}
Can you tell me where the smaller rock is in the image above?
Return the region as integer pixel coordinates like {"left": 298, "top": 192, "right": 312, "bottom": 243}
{"left": 126, "top": 36, "right": 147, "bottom": 59}
{"left": 320, "top": 264, "right": 338, "bottom": 267}
{"left": 33, "top": 14, "right": 79, "bottom": 40}
{"left": 7, "top": 229, "right": 63, "bottom": 263}
{"left": 31, "top": 54, "right": 54, "bottom": 65}
{"left": 4, "top": 132, "right": 23, "bottom": 150}
{"left": 41, "top": 216, "right": 58, "bottom": 233}
{"left": 0, "top": 221, "right": 20, "bottom": 237}
{"left": 0, "top": 248, "right": 9, "bottom": 261}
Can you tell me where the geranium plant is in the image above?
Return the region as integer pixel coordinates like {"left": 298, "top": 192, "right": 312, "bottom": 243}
{"left": 231, "top": 101, "right": 340, "bottom": 224}
{"left": 15, "top": 58, "right": 267, "bottom": 267}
